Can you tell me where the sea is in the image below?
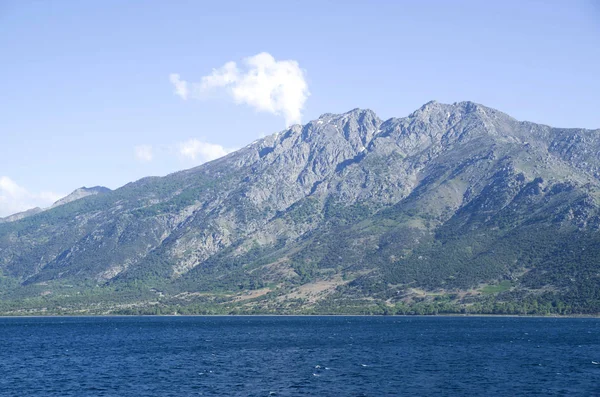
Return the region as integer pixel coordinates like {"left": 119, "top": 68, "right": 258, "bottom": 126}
{"left": 0, "top": 316, "right": 598, "bottom": 396}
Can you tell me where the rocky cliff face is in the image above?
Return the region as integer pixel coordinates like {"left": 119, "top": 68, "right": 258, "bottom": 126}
{"left": 0, "top": 101, "right": 599, "bottom": 315}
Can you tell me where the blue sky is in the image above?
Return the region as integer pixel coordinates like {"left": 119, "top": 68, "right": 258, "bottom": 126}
{"left": 1, "top": 0, "right": 599, "bottom": 216}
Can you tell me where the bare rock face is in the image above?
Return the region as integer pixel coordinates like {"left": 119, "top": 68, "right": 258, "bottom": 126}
{"left": 0, "top": 101, "right": 599, "bottom": 313}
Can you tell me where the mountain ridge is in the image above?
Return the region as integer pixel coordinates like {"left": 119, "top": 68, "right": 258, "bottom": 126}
{"left": 0, "top": 101, "right": 599, "bottom": 315}
{"left": 51, "top": 186, "right": 111, "bottom": 208}
{"left": 0, "top": 186, "right": 112, "bottom": 224}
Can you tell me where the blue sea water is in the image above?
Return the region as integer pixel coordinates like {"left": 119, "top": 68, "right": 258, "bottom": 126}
{"left": 0, "top": 316, "right": 599, "bottom": 396}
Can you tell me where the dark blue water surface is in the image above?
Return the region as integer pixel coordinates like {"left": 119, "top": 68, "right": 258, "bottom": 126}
{"left": 0, "top": 316, "right": 599, "bottom": 396}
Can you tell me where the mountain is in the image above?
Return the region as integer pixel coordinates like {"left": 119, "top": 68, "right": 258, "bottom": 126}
{"left": 0, "top": 207, "right": 44, "bottom": 224}
{"left": 51, "top": 186, "right": 111, "bottom": 208}
{"left": 1, "top": 101, "right": 599, "bottom": 315}
{"left": 0, "top": 186, "right": 111, "bottom": 225}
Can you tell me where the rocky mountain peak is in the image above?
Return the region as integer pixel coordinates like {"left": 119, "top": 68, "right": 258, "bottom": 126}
{"left": 408, "top": 100, "right": 511, "bottom": 121}
{"left": 307, "top": 108, "right": 381, "bottom": 148}
{"left": 316, "top": 108, "right": 380, "bottom": 126}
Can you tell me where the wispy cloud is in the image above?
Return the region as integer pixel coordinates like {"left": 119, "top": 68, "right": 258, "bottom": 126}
{"left": 178, "top": 139, "right": 233, "bottom": 163}
{"left": 0, "top": 176, "right": 62, "bottom": 217}
{"left": 134, "top": 145, "right": 154, "bottom": 162}
{"left": 170, "top": 52, "right": 310, "bottom": 126}
{"left": 169, "top": 73, "right": 189, "bottom": 100}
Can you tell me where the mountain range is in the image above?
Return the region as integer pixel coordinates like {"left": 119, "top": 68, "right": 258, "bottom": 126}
{"left": 1, "top": 101, "right": 599, "bottom": 315}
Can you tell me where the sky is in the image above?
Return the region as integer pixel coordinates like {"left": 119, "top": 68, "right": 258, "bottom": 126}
{"left": 1, "top": 0, "right": 599, "bottom": 217}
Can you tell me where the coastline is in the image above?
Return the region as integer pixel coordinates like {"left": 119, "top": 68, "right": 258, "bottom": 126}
{"left": 1, "top": 313, "right": 599, "bottom": 319}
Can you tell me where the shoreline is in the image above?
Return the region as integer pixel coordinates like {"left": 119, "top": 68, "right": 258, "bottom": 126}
{"left": 1, "top": 313, "right": 599, "bottom": 319}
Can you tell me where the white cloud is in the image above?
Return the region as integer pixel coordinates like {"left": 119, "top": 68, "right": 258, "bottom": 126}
{"left": 39, "top": 191, "right": 63, "bottom": 203}
{"left": 170, "top": 52, "right": 310, "bottom": 126}
{"left": 0, "top": 176, "right": 27, "bottom": 198}
{"left": 134, "top": 145, "right": 154, "bottom": 162}
{"left": 178, "top": 139, "right": 232, "bottom": 163}
{"left": 169, "top": 73, "right": 189, "bottom": 100}
{"left": 0, "top": 176, "right": 63, "bottom": 217}
{"left": 200, "top": 61, "right": 239, "bottom": 89}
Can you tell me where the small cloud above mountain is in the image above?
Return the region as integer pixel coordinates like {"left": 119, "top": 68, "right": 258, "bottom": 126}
{"left": 169, "top": 73, "right": 189, "bottom": 100}
{"left": 134, "top": 145, "right": 154, "bottom": 162}
{"left": 170, "top": 52, "right": 310, "bottom": 126}
{"left": 0, "top": 176, "right": 63, "bottom": 217}
{"left": 178, "top": 139, "right": 233, "bottom": 163}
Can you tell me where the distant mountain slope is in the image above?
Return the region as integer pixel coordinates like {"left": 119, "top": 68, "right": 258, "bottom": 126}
{"left": 0, "top": 101, "right": 598, "bottom": 315}
{"left": 0, "top": 186, "right": 111, "bottom": 225}
{"left": 51, "top": 186, "right": 111, "bottom": 208}
{"left": 0, "top": 207, "right": 44, "bottom": 224}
